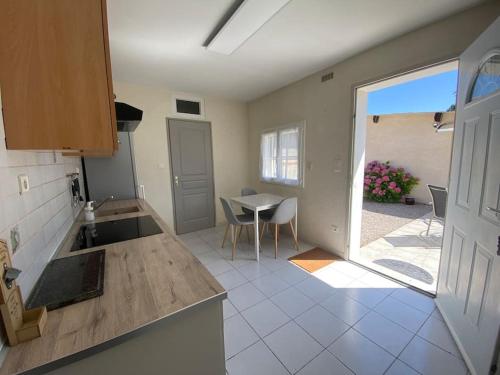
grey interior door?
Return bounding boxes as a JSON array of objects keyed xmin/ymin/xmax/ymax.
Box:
[{"xmin": 168, "ymin": 119, "xmax": 215, "ymax": 234}]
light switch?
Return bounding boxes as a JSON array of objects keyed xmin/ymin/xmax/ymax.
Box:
[{"xmin": 18, "ymin": 174, "xmax": 30, "ymax": 194}]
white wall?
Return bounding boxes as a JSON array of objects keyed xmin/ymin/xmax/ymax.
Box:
[
  {"xmin": 248, "ymin": 2, "xmax": 500, "ymax": 257},
  {"xmin": 112, "ymin": 81, "xmax": 249, "ymax": 229},
  {"xmin": 0, "ymin": 93, "xmax": 84, "ymax": 300},
  {"xmin": 365, "ymin": 112, "xmax": 454, "ymax": 203}
]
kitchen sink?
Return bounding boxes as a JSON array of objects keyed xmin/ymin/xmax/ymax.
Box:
[{"xmin": 95, "ymin": 206, "xmax": 140, "ymax": 217}]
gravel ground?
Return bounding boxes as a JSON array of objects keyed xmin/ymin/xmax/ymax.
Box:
[{"xmin": 361, "ymin": 201, "xmax": 432, "ymax": 246}]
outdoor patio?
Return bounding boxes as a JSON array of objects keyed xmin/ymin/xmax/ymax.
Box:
[{"xmin": 354, "ymin": 201, "xmax": 443, "ymax": 294}]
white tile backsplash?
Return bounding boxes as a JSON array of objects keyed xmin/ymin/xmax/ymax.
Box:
[{"xmin": 0, "ymin": 94, "xmax": 84, "ymax": 301}]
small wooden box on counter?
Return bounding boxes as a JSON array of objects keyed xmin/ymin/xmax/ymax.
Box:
[{"xmin": 0, "ymin": 240, "xmax": 47, "ymax": 346}]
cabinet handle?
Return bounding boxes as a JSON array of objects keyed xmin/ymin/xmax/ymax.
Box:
[{"xmin": 174, "ymin": 176, "xmax": 179, "ymax": 186}]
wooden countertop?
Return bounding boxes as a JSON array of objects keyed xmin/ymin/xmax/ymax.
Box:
[{"xmin": 0, "ymin": 199, "xmax": 226, "ymax": 375}]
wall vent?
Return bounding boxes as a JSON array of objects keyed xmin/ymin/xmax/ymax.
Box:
[
  {"xmin": 172, "ymin": 94, "xmax": 205, "ymax": 119},
  {"xmin": 321, "ymin": 72, "xmax": 334, "ymax": 82}
]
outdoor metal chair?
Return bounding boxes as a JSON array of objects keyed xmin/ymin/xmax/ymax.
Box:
[{"xmin": 427, "ymin": 184, "xmax": 448, "ymax": 236}]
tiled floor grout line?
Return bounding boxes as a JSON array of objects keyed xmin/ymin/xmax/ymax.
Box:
[
  {"xmin": 190, "ymin": 228, "xmax": 465, "ymax": 375},
  {"xmin": 289, "ymin": 305, "xmax": 357, "ymax": 374},
  {"xmin": 389, "ymin": 306, "xmax": 436, "ymax": 375},
  {"xmin": 231, "ymin": 311, "xmax": 293, "ymax": 375}
]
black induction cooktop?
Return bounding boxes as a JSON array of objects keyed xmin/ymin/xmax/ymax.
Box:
[
  {"xmin": 71, "ymin": 215, "xmax": 163, "ymax": 251},
  {"xmin": 26, "ymin": 250, "xmax": 105, "ymax": 311}
]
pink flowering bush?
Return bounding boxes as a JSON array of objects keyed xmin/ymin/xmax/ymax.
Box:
[{"xmin": 364, "ymin": 161, "xmax": 419, "ymax": 203}]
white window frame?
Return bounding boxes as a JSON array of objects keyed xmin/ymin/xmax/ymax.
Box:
[
  {"xmin": 171, "ymin": 92, "xmax": 205, "ymax": 119},
  {"xmin": 259, "ymin": 121, "xmax": 305, "ymax": 187}
]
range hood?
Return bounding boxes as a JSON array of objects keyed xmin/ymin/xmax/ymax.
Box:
[{"xmin": 115, "ymin": 102, "xmax": 143, "ymax": 132}]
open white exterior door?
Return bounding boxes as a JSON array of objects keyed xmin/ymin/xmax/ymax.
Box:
[{"xmin": 437, "ymin": 17, "xmax": 500, "ymax": 375}]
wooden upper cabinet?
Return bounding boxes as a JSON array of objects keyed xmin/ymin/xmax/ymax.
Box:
[{"xmin": 0, "ymin": 0, "xmax": 117, "ymax": 153}]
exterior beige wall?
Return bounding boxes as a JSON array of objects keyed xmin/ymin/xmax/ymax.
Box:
[
  {"xmin": 365, "ymin": 112, "xmax": 454, "ymax": 203},
  {"xmin": 113, "ymin": 81, "xmax": 249, "ymax": 229},
  {"xmin": 248, "ymin": 3, "xmax": 500, "ymax": 256}
]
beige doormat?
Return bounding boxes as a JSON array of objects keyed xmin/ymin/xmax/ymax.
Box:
[{"xmin": 288, "ymin": 247, "xmax": 341, "ymax": 273}]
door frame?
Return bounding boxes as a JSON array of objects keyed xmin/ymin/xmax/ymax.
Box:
[
  {"xmin": 166, "ymin": 117, "xmax": 216, "ymax": 235},
  {"xmin": 345, "ymin": 58, "xmax": 459, "ymax": 295}
]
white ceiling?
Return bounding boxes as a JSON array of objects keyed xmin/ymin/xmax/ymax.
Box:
[{"xmin": 108, "ymin": 0, "xmax": 484, "ymax": 102}]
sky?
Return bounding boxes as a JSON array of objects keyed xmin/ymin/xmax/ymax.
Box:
[{"xmin": 368, "ymin": 70, "xmax": 458, "ymax": 115}]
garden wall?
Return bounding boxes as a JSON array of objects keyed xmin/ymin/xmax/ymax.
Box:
[{"xmin": 365, "ymin": 111, "xmax": 454, "ymax": 203}]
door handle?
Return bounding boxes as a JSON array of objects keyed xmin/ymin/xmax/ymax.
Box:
[
  {"xmin": 486, "ymin": 206, "xmax": 500, "ymax": 215},
  {"xmin": 174, "ymin": 176, "xmax": 179, "ymax": 186}
]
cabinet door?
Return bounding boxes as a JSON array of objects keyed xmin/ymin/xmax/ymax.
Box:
[{"xmin": 0, "ymin": 0, "xmax": 117, "ymax": 152}]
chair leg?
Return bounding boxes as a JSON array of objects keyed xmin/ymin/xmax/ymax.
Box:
[
  {"xmin": 289, "ymin": 221, "xmax": 300, "ymax": 251},
  {"xmin": 221, "ymin": 224, "xmax": 229, "ymax": 248},
  {"xmin": 237, "ymin": 225, "xmax": 243, "ymax": 242},
  {"xmin": 260, "ymin": 222, "xmax": 266, "ymax": 242},
  {"xmin": 232, "ymin": 226, "xmax": 242, "ymax": 261},
  {"xmin": 246, "ymin": 225, "xmax": 251, "ymax": 244},
  {"xmin": 426, "ymin": 216, "xmax": 433, "ymax": 236},
  {"xmin": 274, "ymin": 224, "xmax": 278, "ymax": 259}
]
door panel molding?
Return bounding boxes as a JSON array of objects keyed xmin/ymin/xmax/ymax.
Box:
[
  {"xmin": 446, "ymin": 226, "xmax": 465, "ymax": 295},
  {"xmin": 464, "ymin": 242, "xmax": 492, "ymax": 327},
  {"xmin": 456, "ymin": 118, "xmax": 478, "ymax": 210},
  {"xmin": 479, "ymin": 110, "xmax": 500, "ymax": 225}
]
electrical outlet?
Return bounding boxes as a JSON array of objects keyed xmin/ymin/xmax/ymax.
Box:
[{"xmin": 18, "ymin": 174, "xmax": 30, "ymax": 194}]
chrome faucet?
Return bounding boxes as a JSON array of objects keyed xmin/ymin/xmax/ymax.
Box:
[{"xmin": 94, "ymin": 195, "xmax": 114, "ymax": 211}]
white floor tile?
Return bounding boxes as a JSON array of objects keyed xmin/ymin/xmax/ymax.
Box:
[
  {"xmin": 358, "ymin": 271, "xmax": 403, "ymax": 294},
  {"xmin": 295, "ymin": 305, "xmax": 349, "ymax": 347},
  {"xmin": 273, "ymin": 263, "xmax": 310, "ymax": 285},
  {"xmin": 385, "ymin": 360, "xmax": 420, "ymax": 375},
  {"xmin": 228, "ymin": 282, "xmax": 267, "ymax": 311},
  {"xmin": 226, "ymin": 340, "xmax": 289, "ymax": 375},
  {"xmin": 328, "ymin": 329, "xmax": 394, "ymax": 375},
  {"xmin": 417, "ymin": 316, "xmax": 460, "ymax": 357},
  {"xmin": 271, "ymin": 287, "xmax": 315, "ymax": 318},
  {"xmin": 327, "ymin": 260, "xmax": 368, "ymax": 279},
  {"xmin": 320, "ymin": 293, "xmax": 370, "ymax": 325},
  {"xmin": 223, "ymin": 299, "xmax": 238, "ymax": 320},
  {"xmin": 399, "ymin": 336, "xmax": 467, "ymax": 375},
  {"xmin": 296, "ymin": 350, "xmax": 353, "ymax": 375},
  {"xmin": 237, "ymin": 262, "xmax": 271, "ymax": 281},
  {"xmin": 187, "ymin": 241, "xmax": 215, "ymax": 256},
  {"xmin": 204, "ymin": 258, "xmax": 234, "ymax": 276},
  {"xmin": 264, "ymin": 321, "xmax": 323, "ymax": 374},
  {"xmin": 241, "ymin": 299, "xmax": 290, "ymax": 337},
  {"xmin": 217, "ymin": 269, "xmax": 247, "ymax": 290},
  {"xmin": 341, "ymin": 279, "xmax": 387, "ymax": 308},
  {"xmin": 251, "ymin": 274, "xmax": 289, "ymax": 297},
  {"xmin": 295, "ymin": 276, "xmax": 337, "ymax": 303},
  {"xmin": 353, "ymin": 311, "xmax": 413, "ymax": 356},
  {"xmin": 196, "ymin": 250, "xmax": 223, "ymax": 266},
  {"xmin": 373, "ymin": 296, "xmax": 428, "ymax": 333},
  {"xmin": 391, "ymin": 288, "xmax": 435, "ymax": 314},
  {"xmin": 314, "ymin": 267, "xmax": 355, "ymax": 288},
  {"xmin": 224, "ymin": 314, "xmax": 259, "ymax": 360},
  {"xmin": 278, "ymin": 247, "xmax": 302, "ymax": 260},
  {"xmin": 430, "ymin": 307, "xmax": 444, "ymax": 322},
  {"xmin": 258, "ymin": 256, "xmax": 291, "ymax": 272}
]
